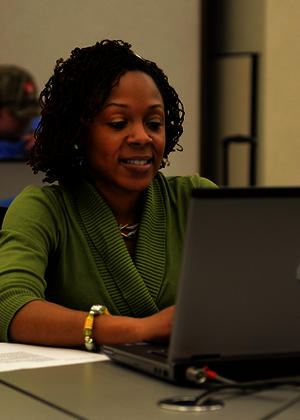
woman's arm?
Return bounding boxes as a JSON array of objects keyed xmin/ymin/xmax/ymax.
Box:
[{"xmin": 9, "ymin": 300, "xmax": 174, "ymax": 346}]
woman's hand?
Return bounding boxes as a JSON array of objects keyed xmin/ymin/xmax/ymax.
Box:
[
  {"xmin": 137, "ymin": 305, "xmax": 175, "ymax": 343},
  {"xmin": 93, "ymin": 305, "xmax": 175, "ymax": 345}
]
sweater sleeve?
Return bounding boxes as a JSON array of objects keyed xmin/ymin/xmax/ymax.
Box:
[{"xmin": 0, "ymin": 185, "xmax": 63, "ymax": 342}]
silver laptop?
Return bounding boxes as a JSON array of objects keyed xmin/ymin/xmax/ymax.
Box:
[{"xmin": 102, "ymin": 187, "xmax": 300, "ymax": 384}]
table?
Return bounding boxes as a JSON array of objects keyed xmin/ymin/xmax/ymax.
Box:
[
  {"xmin": 1, "ymin": 359, "xmax": 300, "ymax": 420},
  {"xmin": 0, "ymin": 381, "xmax": 75, "ymax": 419}
]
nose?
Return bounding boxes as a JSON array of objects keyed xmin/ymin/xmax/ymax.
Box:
[{"xmin": 127, "ymin": 122, "xmax": 152, "ymax": 146}]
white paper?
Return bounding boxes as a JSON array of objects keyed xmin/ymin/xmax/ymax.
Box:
[{"xmin": 0, "ymin": 343, "xmax": 109, "ymax": 372}]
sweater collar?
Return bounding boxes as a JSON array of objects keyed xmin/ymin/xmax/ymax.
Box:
[{"xmin": 70, "ymin": 173, "xmax": 166, "ymax": 317}]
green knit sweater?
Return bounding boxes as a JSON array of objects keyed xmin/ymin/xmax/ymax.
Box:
[{"xmin": 0, "ymin": 171, "xmax": 216, "ymax": 341}]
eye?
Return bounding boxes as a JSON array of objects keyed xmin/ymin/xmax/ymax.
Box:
[
  {"xmin": 108, "ymin": 121, "xmax": 127, "ymax": 129},
  {"xmin": 147, "ymin": 121, "xmax": 163, "ymax": 131}
]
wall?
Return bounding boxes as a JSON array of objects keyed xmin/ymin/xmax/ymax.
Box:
[
  {"xmin": 208, "ymin": 0, "xmax": 265, "ymax": 53},
  {"xmin": 263, "ymin": 0, "xmax": 300, "ymax": 186},
  {"xmin": 206, "ymin": 0, "xmax": 300, "ymax": 187},
  {"xmin": 0, "ymin": 0, "xmax": 201, "ymax": 199},
  {"xmin": 204, "ymin": 0, "xmax": 265, "ymax": 185}
]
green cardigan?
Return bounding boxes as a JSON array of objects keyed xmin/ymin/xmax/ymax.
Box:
[{"xmin": 0, "ymin": 171, "xmax": 216, "ymax": 341}]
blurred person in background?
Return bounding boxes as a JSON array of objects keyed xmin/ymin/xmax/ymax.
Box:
[{"xmin": 0, "ymin": 65, "xmax": 40, "ymax": 160}]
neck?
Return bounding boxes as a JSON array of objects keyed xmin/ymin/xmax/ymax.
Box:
[{"xmin": 98, "ymin": 188, "xmax": 143, "ymax": 225}]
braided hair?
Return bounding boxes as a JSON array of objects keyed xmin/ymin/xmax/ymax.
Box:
[{"xmin": 29, "ymin": 40, "xmax": 184, "ymax": 183}]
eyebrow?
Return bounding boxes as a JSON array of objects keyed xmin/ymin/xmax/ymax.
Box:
[{"xmin": 103, "ymin": 103, "xmax": 164, "ymax": 110}]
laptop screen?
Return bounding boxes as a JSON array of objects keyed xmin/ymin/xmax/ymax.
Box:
[{"xmin": 169, "ymin": 187, "xmax": 300, "ymax": 363}]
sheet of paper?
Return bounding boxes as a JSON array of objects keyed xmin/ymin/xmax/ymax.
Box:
[{"xmin": 0, "ymin": 343, "xmax": 109, "ymax": 372}]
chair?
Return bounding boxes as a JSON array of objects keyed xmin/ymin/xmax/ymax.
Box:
[
  {"xmin": 0, "ymin": 196, "xmax": 15, "ymax": 207},
  {"xmin": 0, "ymin": 206, "xmax": 8, "ymax": 228}
]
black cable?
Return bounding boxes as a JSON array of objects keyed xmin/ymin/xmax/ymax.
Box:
[{"xmin": 195, "ymin": 377, "xmax": 300, "ymax": 406}]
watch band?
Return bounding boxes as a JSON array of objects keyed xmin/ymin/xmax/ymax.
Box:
[{"xmin": 83, "ymin": 305, "xmax": 110, "ymax": 351}]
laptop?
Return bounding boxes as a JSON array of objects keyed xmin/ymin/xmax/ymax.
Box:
[{"xmin": 102, "ymin": 186, "xmax": 300, "ymax": 384}]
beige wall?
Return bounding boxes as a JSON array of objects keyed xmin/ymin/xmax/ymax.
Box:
[
  {"xmin": 208, "ymin": 0, "xmax": 300, "ymax": 186},
  {"xmin": 209, "ymin": 0, "xmax": 265, "ymax": 53},
  {"xmin": 0, "ymin": 0, "xmax": 201, "ymax": 199},
  {"xmin": 263, "ymin": 0, "xmax": 300, "ymax": 186}
]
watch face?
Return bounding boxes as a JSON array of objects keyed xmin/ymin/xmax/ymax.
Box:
[
  {"xmin": 91, "ymin": 305, "xmax": 102, "ymax": 314},
  {"xmin": 85, "ymin": 337, "xmax": 95, "ymax": 351},
  {"xmin": 90, "ymin": 305, "xmax": 108, "ymax": 315}
]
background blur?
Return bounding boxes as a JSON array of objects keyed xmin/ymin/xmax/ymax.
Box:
[
  {"xmin": 201, "ymin": 0, "xmax": 300, "ymax": 188},
  {"xmin": 1, "ymin": 0, "xmax": 300, "ymax": 200}
]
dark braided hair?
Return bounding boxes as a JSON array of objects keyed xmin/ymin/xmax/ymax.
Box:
[{"xmin": 29, "ymin": 40, "xmax": 184, "ymax": 183}]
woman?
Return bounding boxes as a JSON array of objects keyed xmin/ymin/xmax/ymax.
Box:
[{"xmin": 0, "ymin": 40, "xmax": 216, "ymax": 348}]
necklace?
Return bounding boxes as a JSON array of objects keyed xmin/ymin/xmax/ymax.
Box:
[{"xmin": 118, "ymin": 223, "xmax": 140, "ymax": 239}]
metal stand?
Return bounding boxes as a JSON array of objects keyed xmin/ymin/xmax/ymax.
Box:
[
  {"xmin": 222, "ymin": 135, "xmax": 257, "ymax": 186},
  {"xmin": 157, "ymin": 396, "xmax": 224, "ymax": 412}
]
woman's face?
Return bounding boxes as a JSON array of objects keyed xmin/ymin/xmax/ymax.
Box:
[{"xmin": 82, "ymin": 71, "xmax": 165, "ymax": 200}]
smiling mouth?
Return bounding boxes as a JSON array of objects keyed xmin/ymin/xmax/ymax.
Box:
[{"xmin": 121, "ymin": 159, "xmax": 152, "ymax": 165}]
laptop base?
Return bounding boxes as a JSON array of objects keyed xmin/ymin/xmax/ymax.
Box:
[{"xmin": 102, "ymin": 343, "xmax": 300, "ymax": 385}]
